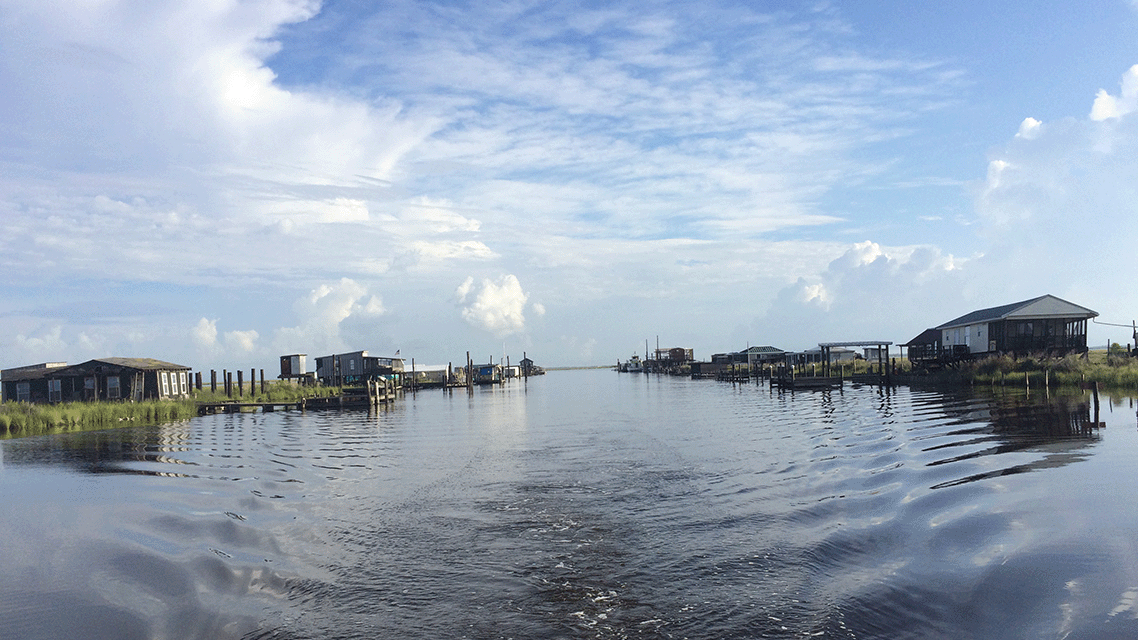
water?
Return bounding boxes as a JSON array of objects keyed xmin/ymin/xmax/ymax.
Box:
[{"xmin": 3, "ymin": 370, "xmax": 1138, "ymax": 639}]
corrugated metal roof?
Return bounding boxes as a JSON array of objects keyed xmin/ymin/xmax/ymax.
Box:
[
  {"xmin": 743, "ymin": 345, "xmax": 784, "ymax": 354},
  {"xmin": 935, "ymin": 295, "xmax": 1098, "ymax": 330}
]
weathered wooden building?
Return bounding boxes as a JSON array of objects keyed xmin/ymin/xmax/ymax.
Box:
[
  {"xmin": 314, "ymin": 350, "xmax": 404, "ymax": 386},
  {"xmin": 3, "ymin": 358, "xmax": 192, "ymax": 403},
  {"xmin": 1, "ymin": 362, "xmax": 68, "ymax": 403}
]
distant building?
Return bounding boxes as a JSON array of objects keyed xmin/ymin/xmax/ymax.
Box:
[
  {"xmin": 472, "ymin": 363, "xmax": 502, "ymax": 385},
  {"xmin": 315, "ymin": 350, "xmax": 404, "ymax": 386},
  {"xmin": 279, "ymin": 354, "xmax": 308, "ymax": 380},
  {"xmin": 654, "ymin": 347, "xmax": 695, "ymax": 364},
  {"xmin": 519, "ymin": 357, "xmax": 545, "ymax": 376},
  {"xmin": 3, "ymin": 358, "xmax": 191, "ymax": 404},
  {"xmin": 793, "ymin": 346, "xmax": 857, "ymax": 365},
  {"xmin": 741, "ymin": 346, "xmax": 785, "ymax": 366}
]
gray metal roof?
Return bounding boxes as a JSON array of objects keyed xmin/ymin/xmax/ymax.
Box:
[
  {"xmin": 935, "ymin": 295, "xmax": 1098, "ymax": 330},
  {"xmin": 817, "ymin": 341, "xmax": 892, "ymax": 348},
  {"xmin": 742, "ymin": 345, "xmax": 784, "ymax": 354}
]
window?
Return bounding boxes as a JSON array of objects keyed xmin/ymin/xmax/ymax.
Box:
[
  {"xmin": 48, "ymin": 379, "xmax": 62, "ymax": 403},
  {"xmin": 84, "ymin": 376, "xmax": 97, "ymax": 400},
  {"xmin": 16, "ymin": 382, "xmax": 30, "ymax": 402},
  {"xmin": 107, "ymin": 376, "xmax": 120, "ymax": 400},
  {"xmin": 160, "ymin": 372, "xmax": 169, "ymax": 397},
  {"xmin": 180, "ymin": 372, "xmax": 188, "ymax": 395}
]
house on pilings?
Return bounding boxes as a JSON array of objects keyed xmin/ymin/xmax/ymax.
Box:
[{"xmin": 907, "ymin": 294, "xmax": 1098, "ymax": 367}]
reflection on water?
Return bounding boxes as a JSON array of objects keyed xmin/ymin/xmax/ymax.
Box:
[
  {"xmin": 3, "ymin": 374, "xmax": 1138, "ymax": 639},
  {"xmin": 923, "ymin": 391, "xmax": 1102, "ymax": 488}
]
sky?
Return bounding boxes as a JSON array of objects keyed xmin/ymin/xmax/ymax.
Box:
[{"xmin": 2, "ymin": 0, "xmax": 1138, "ymax": 372}]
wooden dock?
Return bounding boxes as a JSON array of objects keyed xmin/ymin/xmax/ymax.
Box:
[
  {"xmin": 197, "ymin": 379, "xmax": 399, "ymax": 415},
  {"xmin": 771, "ymin": 375, "xmax": 843, "ymax": 390}
]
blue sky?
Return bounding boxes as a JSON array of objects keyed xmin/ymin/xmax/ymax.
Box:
[{"xmin": 2, "ymin": 0, "xmax": 1138, "ymax": 371}]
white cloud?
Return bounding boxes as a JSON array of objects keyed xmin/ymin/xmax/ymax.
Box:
[
  {"xmin": 1016, "ymin": 117, "xmax": 1042, "ymax": 140},
  {"xmin": 191, "ymin": 318, "xmax": 219, "ymax": 349},
  {"xmin": 273, "ymin": 278, "xmax": 387, "ymax": 354},
  {"xmin": 224, "ymin": 329, "xmax": 260, "ymax": 353},
  {"xmin": 759, "ymin": 242, "xmax": 968, "ymax": 349},
  {"xmin": 1090, "ymin": 64, "xmax": 1138, "ymax": 121},
  {"xmin": 14, "ymin": 326, "xmax": 68, "ymax": 360},
  {"xmin": 458, "ymin": 275, "xmax": 530, "ymax": 337},
  {"xmin": 967, "ymin": 63, "xmax": 1138, "ymax": 339}
]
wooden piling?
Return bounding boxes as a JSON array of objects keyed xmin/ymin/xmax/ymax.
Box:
[
  {"xmin": 237, "ymin": 370, "xmax": 244, "ymax": 397},
  {"xmin": 260, "ymin": 369, "xmax": 265, "ymax": 394}
]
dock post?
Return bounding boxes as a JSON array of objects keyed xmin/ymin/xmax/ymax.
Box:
[
  {"xmin": 211, "ymin": 370, "xmax": 217, "ymax": 393},
  {"xmin": 260, "ymin": 369, "xmax": 265, "ymax": 395},
  {"xmin": 237, "ymin": 370, "xmax": 244, "ymax": 397}
]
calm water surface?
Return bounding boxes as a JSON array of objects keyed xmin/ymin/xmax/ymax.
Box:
[{"xmin": 3, "ymin": 370, "xmax": 1138, "ymax": 639}]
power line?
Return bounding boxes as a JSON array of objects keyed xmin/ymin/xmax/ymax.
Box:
[{"xmin": 1092, "ymin": 318, "xmax": 1136, "ymax": 329}]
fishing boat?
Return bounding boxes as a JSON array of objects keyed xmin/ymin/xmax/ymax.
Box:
[{"xmin": 621, "ymin": 355, "xmax": 643, "ymax": 373}]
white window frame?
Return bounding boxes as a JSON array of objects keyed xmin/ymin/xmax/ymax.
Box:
[
  {"xmin": 160, "ymin": 372, "xmax": 169, "ymax": 397},
  {"xmin": 179, "ymin": 372, "xmax": 188, "ymax": 395}
]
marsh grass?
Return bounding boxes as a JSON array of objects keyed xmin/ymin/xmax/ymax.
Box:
[
  {"xmin": 0, "ymin": 399, "xmax": 199, "ymax": 438},
  {"xmin": 945, "ymin": 351, "xmax": 1138, "ymax": 391},
  {"xmin": 190, "ymin": 381, "xmax": 339, "ymax": 404}
]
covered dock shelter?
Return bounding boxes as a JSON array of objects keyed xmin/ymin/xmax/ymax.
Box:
[{"xmin": 817, "ymin": 340, "xmax": 894, "ymax": 383}]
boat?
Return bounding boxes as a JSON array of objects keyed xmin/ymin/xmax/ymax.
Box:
[{"xmin": 621, "ymin": 355, "xmax": 644, "ymax": 373}]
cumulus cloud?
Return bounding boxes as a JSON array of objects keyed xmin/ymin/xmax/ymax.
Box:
[
  {"xmin": 191, "ymin": 318, "xmax": 219, "ymax": 349},
  {"xmin": 457, "ymin": 275, "xmax": 530, "ymax": 337},
  {"xmin": 273, "ymin": 278, "xmax": 387, "ymax": 354},
  {"xmin": 1090, "ymin": 64, "xmax": 1138, "ymax": 121},
  {"xmin": 758, "ymin": 242, "xmax": 967, "ymax": 348},
  {"xmin": 1016, "ymin": 117, "xmax": 1042, "ymax": 140},
  {"xmin": 15, "ymin": 326, "xmax": 68, "ymax": 360},
  {"xmin": 972, "ymin": 64, "xmax": 1138, "ymax": 330},
  {"xmin": 224, "ymin": 329, "xmax": 260, "ymax": 353}
]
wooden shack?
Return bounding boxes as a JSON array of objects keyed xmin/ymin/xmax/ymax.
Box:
[
  {"xmin": 1, "ymin": 362, "xmax": 68, "ymax": 403},
  {"xmin": 23, "ymin": 358, "xmax": 192, "ymax": 403}
]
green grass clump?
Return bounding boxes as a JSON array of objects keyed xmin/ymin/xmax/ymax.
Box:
[{"xmin": 0, "ymin": 399, "xmax": 199, "ymax": 439}]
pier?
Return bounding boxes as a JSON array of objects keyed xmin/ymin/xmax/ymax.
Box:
[{"xmin": 197, "ymin": 379, "xmax": 399, "ymax": 415}]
